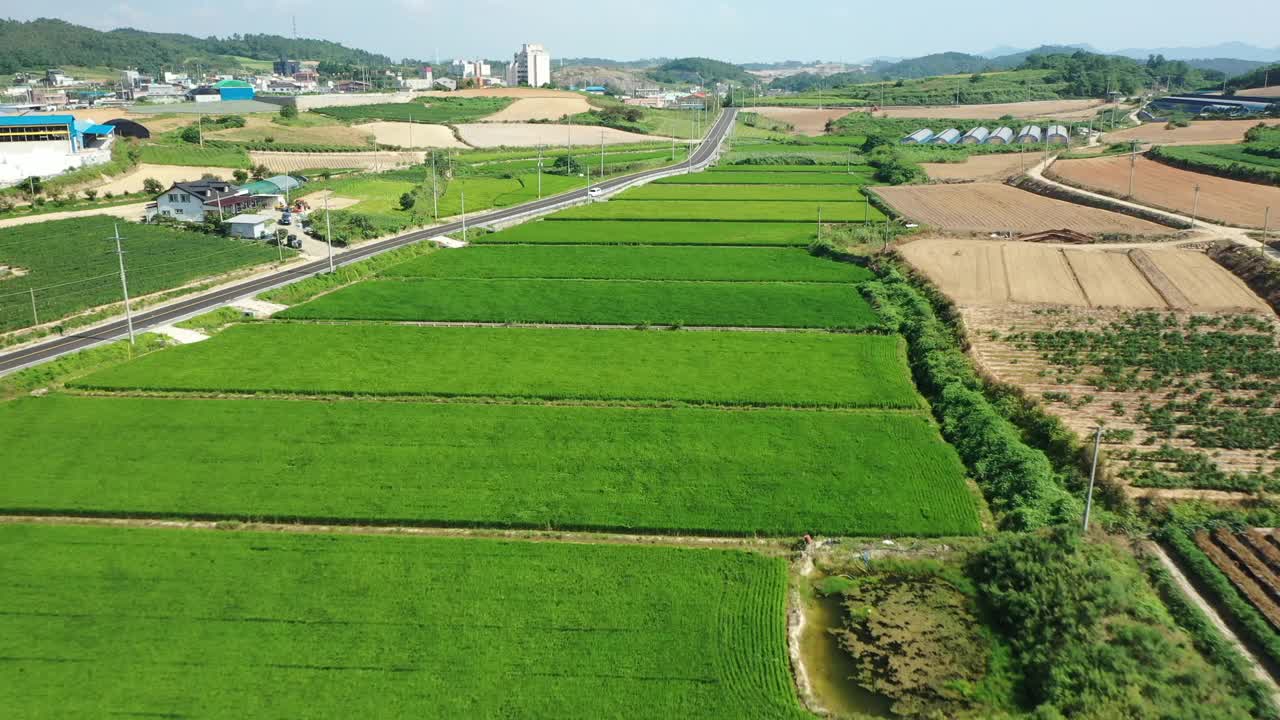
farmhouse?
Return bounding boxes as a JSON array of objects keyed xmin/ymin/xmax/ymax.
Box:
[
  {"xmin": 147, "ymin": 179, "xmax": 264, "ymax": 222},
  {"xmin": 0, "ymin": 114, "xmax": 115, "ymax": 185}
]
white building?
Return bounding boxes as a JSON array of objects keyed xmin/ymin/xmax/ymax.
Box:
[
  {"xmin": 451, "ymin": 59, "xmax": 491, "ymax": 80},
  {"xmin": 226, "ymin": 213, "xmax": 272, "ymax": 239},
  {"xmin": 506, "ymin": 43, "xmax": 551, "ymax": 88}
]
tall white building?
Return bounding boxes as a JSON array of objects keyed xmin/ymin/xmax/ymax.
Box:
[{"xmin": 506, "ymin": 43, "xmax": 551, "ymax": 88}]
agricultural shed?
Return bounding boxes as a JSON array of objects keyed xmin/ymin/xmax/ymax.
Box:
[
  {"xmin": 1016, "ymin": 125, "xmax": 1042, "ymax": 144},
  {"xmin": 225, "ymin": 213, "xmax": 271, "ymax": 239},
  {"xmin": 987, "ymin": 126, "xmax": 1014, "ymax": 145},
  {"xmin": 103, "ymin": 118, "xmax": 150, "ymax": 139},
  {"xmin": 902, "ymin": 128, "xmax": 934, "ymax": 144},
  {"xmin": 213, "ymin": 79, "xmax": 255, "ymax": 102},
  {"xmin": 240, "ymin": 175, "xmax": 305, "ymax": 196},
  {"xmin": 931, "ymin": 128, "xmax": 961, "ymax": 145},
  {"xmin": 1046, "ymin": 125, "xmax": 1069, "ymax": 145},
  {"xmin": 961, "ymin": 126, "xmax": 989, "ymax": 144}
]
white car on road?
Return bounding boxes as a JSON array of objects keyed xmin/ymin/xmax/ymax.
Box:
[{"xmin": 587, "ymin": 187, "xmax": 603, "ymax": 199}]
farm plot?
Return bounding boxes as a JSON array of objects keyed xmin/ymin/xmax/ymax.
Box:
[
  {"xmin": 73, "ymin": 324, "xmax": 922, "ymax": 408},
  {"xmin": 742, "ymin": 107, "xmax": 855, "ymax": 135},
  {"xmin": 659, "ymin": 171, "xmax": 870, "ymax": 185},
  {"xmin": 1194, "ymin": 529, "xmax": 1280, "ymax": 633},
  {"xmin": 710, "ymin": 164, "xmax": 874, "ymax": 173},
  {"xmin": 89, "ymin": 163, "xmax": 233, "ymax": 195},
  {"xmin": 872, "ymin": 182, "xmax": 1171, "ymax": 235},
  {"xmin": 901, "ymin": 239, "xmax": 1266, "ymax": 310},
  {"xmin": 622, "ymin": 184, "xmax": 868, "ymax": 202},
  {"xmin": 476, "ymin": 220, "xmax": 815, "ymax": 246},
  {"xmin": 480, "ymin": 96, "xmax": 592, "ymax": 122},
  {"xmin": 1049, "ymin": 155, "xmax": 1280, "ymax": 228},
  {"xmin": 356, "ymin": 121, "xmax": 469, "ymax": 149},
  {"xmin": 0, "ymin": 397, "xmax": 979, "ymax": 536},
  {"xmin": 550, "ymin": 200, "xmax": 884, "ymax": 223},
  {"xmin": 279, "ymin": 278, "xmax": 878, "ymax": 329},
  {"xmin": 870, "ymin": 99, "xmax": 1106, "ymax": 120},
  {"xmin": 0, "ymin": 217, "xmax": 287, "ymax": 332},
  {"xmin": 206, "ymin": 114, "xmax": 375, "ymax": 146},
  {"xmin": 384, "ymin": 245, "xmax": 872, "ymax": 282},
  {"xmin": 312, "ymin": 96, "xmax": 511, "ymax": 123},
  {"xmin": 959, "ymin": 305, "xmax": 1280, "ymax": 494},
  {"xmin": 455, "ymin": 123, "xmax": 661, "ymax": 148},
  {"xmin": 250, "ymin": 150, "xmax": 425, "ymax": 173},
  {"xmin": 1104, "ymin": 119, "xmax": 1280, "ymax": 146},
  {"xmin": 0, "ymin": 524, "xmax": 811, "ymax": 718},
  {"xmin": 922, "ymin": 154, "xmax": 1030, "ymax": 182}
]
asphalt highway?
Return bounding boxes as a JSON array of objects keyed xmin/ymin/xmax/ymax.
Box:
[{"xmin": 0, "ymin": 108, "xmax": 738, "ymax": 375}]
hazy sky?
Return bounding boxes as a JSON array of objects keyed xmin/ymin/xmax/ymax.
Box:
[{"xmin": 10, "ymin": 1, "xmax": 1280, "ymax": 63}]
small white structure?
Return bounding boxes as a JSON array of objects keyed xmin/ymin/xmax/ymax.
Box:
[
  {"xmin": 1016, "ymin": 125, "xmax": 1042, "ymax": 144},
  {"xmin": 1046, "ymin": 125, "xmax": 1070, "ymax": 145},
  {"xmin": 226, "ymin": 214, "xmax": 271, "ymax": 239},
  {"xmin": 506, "ymin": 43, "xmax": 552, "ymax": 88},
  {"xmin": 901, "ymin": 128, "xmax": 934, "ymax": 144},
  {"xmin": 961, "ymin": 126, "xmax": 990, "ymax": 144},
  {"xmin": 931, "ymin": 128, "xmax": 961, "ymax": 145},
  {"xmin": 987, "ymin": 126, "xmax": 1014, "ymax": 145},
  {"xmin": 433, "ymin": 77, "xmax": 457, "ymax": 91}
]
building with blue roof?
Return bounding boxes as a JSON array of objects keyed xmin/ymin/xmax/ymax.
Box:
[{"xmin": 0, "ymin": 113, "xmax": 116, "ymax": 186}]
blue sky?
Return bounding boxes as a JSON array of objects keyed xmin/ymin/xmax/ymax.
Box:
[{"xmin": 10, "ymin": 1, "xmax": 1280, "ymax": 63}]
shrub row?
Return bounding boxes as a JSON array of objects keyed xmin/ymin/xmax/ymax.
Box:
[
  {"xmin": 1149, "ymin": 145, "xmax": 1280, "ymax": 186},
  {"xmin": 1160, "ymin": 529, "xmax": 1280, "ymax": 672},
  {"xmin": 862, "ymin": 264, "xmax": 1080, "ymax": 530}
]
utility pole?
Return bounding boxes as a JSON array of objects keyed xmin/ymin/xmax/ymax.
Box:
[
  {"xmin": 460, "ymin": 190, "xmax": 467, "ymax": 241},
  {"xmin": 1191, "ymin": 184, "xmax": 1201, "ymax": 225},
  {"xmin": 198, "ymin": 113, "xmax": 204, "ymax": 148},
  {"xmin": 1265, "ymin": 207, "xmax": 1273, "ymax": 250},
  {"xmin": 431, "ymin": 151, "xmax": 438, "ymax": 220},
  {"xmin": 29, "ymin": 288, "xmax": 38, "ymax": 327},
  {"xmin": 600, "ymin": 128, "xmax": 605, "ymax": 177},
  {"xmin": 324, "ymin": 195, "xmax": 334, "ymax": 273},
  {"xmin": 537, "ymin": 144, "xmax": 543, "ymax": 199},
  {"xmin": 688, "ymin": 117, "xmax": 694, "ymax": 174},
  {"xmin": 585, "ymin": 165, "xmax": 591, "ymax": 200},
  {"xmin": 816, "ymin": 206, "xmax": 822, "ymax": 242},
  {"xmin": 111, "ymin": 224, "xmax": 135, "ymax": 345},
  {"xmin": 1128, "ymin": 141, "xmax": 1139, "ymax": 198},
  {"xmin": 1082, "ymin": 426, "xmax": 1103, "ymax": 533},
  {"xmin": 409, "ymin": 112, "xmax": 413, "ymax": 148}
]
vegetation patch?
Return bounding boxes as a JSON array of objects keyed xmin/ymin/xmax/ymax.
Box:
[
  {"xmin": 475, "ymin": 220, "xmax": 815, "ymax": 246},
  {"xmin": 72, "ymin": 323, "xmax": 924, "ymax": 408},
  {"xmin": 657, "ymin": 171, "xmax": 870, "ymax": 185},
  {"xmin": 0, "ymin": 524, "xmax": 809, "ymax": 717},
  {"xmin": 312, "ymin": 96, "xmax": 512, "ymax": 123},
  {"xmin": 549, "ymin": 200, "xmax": 885, "ymax": 223},
  {"xmin": 621, "ymin": 184, "xmax": 870, "ymax": 202}
]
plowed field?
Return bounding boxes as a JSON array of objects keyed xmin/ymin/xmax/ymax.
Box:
[
  {"xmin": 1049, "ymin": 155, "xmax": 1280, "ymax": 228},
  {"xmin": 481, "ymin": 97, "xmax": 592, "ymax": 122},
  {"xmin": 922, "ymin": 154, "xmax": 1030, "ymax": 182},
  {"xmin": 868, "ymin": 99, "xmax": 1105, "ymax": 120},
  {"xmin": 872, "ymin": 182, "xmax": 1169, "ymax": 235},
  {"xmin": 357, "ymin": 121, "xmax": 468, "ymax": 148},
  {"xmin": 1198, "ymin": 528, "xmax": 1280, "ymax": 631},
  {"xmin": 1104, "ymin": 119, "xmax": 1280, "ymax": 146},
  {"xmin": 249, "ymin": 150, "xmax": 425, "ymax": 173},
  {"xmin": 743, "ymin": 107, "xmax": 854, "ymax": 135}
]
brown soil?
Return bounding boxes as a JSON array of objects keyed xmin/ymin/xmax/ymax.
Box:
[
  {"xmin": 742, "ymin": 107, "xmax": 854, "ymax": 136},
  {"xmin": 1104, "ymin": 119, "xmax": 1280, "ymax": 146},
  {"xmin": 207, "ymin": 115, "xmax": 374, "ymax": 146},
  {"xmin": 1049, "ymin": 155, "xmax": 1280, "ymax": 228},
  {"xmin": 1199, "ymin": 530, "xmax": 1280, "ymax": 631},
  {"xmin": 873, "ymin": 182, "xmax": 1170, "ymax": 235},
  {"xmin": 482, "ymin": 97, "xmax": 593, "ymax": 122},
  {"xmin": 249, "ymin": 150, "xmax": 425, "ymax": 173},
  {"xmin": 454, "ymin": 123, "xmax": 661, "ymax": 148},
  {"xmin": 922, "ymin": 154, "xmax": 1029, "ymax": 182},
  {"xmin": 867, "ymin": 99, "xmax": 1105, "ymax": 120},
  {"xmin": 357, "ymin": 122, "xmax": 469, "ymax": 149}
]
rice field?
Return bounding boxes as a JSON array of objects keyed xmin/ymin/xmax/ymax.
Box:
[
  {"xmin": 550, "ymin": 200, "xmax": 885, "ymax": 223},
  {"xmin": 621, "ymin": 184, "xmax": 869, "ymax": 202},
  {"xmin": 72, "ymin": 323, "xmax": 922, "ymax": 408},
  {"xmin": 475, "ymin": 220, "xmax": 815, "ymax": 246},
  {"xmin": 0, "ymin": 524, "xmax": 811, "ymax": 718},
  {"xmin": 657, "ymin": 171, "xmax": 871, "ymax": 185},
  {"xmin": 0, "ymin": 397, "xmax": 979, "ymax": 536},
  {"xmin": 279, "ymin": 278, "xmax": 879, "ymax": 328},
  {"xmin": 384, "ymin": 245, "xmax": 872, "ymax": 282}
]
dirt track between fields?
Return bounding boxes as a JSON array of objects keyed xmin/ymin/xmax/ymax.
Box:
[
  {"xmin": 873, "ymin": 182, "xmax": 1170, "ymax": 235},
  {"xmin": 1049, "ymin": 154, "xmax": 1280, "ymax": 228}
]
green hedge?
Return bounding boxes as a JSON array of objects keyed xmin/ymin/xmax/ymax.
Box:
[
  {"xmin": 862, "ymin": 265, "xmax": 1079, "ymax": 529},
  {"xmin": 1149, "ymin": 145, "xmax": 1280, "ymax": 186}
]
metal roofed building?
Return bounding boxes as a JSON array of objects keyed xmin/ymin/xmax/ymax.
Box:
[
  {"xmin": 225, "ymin": 213, "xmax": 272, "ymax": 239},
  {"xmin": 986, "ymin": 126, "xmax": 1014, "ymax": 145},
  {"xmin": 931, "ymin": 128, "xmax": 961, "ymax": 145},
  {"xmin": 240, "ymin": 175, "xmax": 305, "ymax": 197},
  {"xmin": 0, "ymin": 114, "xmax": 114, "ymax": 185},
  {"xmin": 901, "ymin": 128, "xmax": 934, "ymax": 144},
  {"xmin": 1016, "ymin": 125, "xmax": 1042, "ymax": 144},
  {"xmin": 961, "ymin": 126, "xmax": 990, "ymax": 144},
  {"xmin": 213, "ymin": 79, "xmax": 255, "ymax": 101},
  {"xmin": 1046, "ymin": 125, "xmax": 1070, "ymax": 145}
]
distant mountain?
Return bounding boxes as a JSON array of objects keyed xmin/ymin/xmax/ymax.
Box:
[
  {"xmin": 980, "ymin": 43, "xmax": 1093, "ymax": 60},
  {"xmin": 1110, "ymin": 42, "xmax": 1280, "ymax": 62},
  {"xmin": 0, "ymin": 17, "xmax": 391, "ymax": 75},
  {"xmin": 649, "ymin": 57, "xmax": 754, "ymax": 85},
  {"xmin": 987, "ymin": 45, "xmax": 1097, "ymax": 68},
  {"xmin": 1185, "ymin": 58, "xmax": 1267, "ymax": 77},
  {"xmin": 559, "ymin": 57, "xmax": 668, "ymax": 70},
  {"xmin": 869, "ymin": 52, "xmax": 992, "ymax": 78}
]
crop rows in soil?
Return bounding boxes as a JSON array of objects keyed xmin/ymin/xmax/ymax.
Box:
[{"xmin": 1199, "ymin": 529, "xmax": 1280, "ymax": 631}]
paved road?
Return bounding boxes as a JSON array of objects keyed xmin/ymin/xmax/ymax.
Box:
[{"xmin": 0, "ymin": 109, "xmax": 738, "ymax": 375}]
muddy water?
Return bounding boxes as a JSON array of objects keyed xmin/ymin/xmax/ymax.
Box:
[{"xmin": 801, "ymin": 589, "xmax": 895, "ymax": 718}]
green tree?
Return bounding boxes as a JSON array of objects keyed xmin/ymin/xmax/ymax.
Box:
[
  {"xmin": 551, "ymin": 155, "xmax": 582, "ymax": 175},
  {"xmin": 232, "ymin": 169, "xmax": 249, "ymax": 184},
  {"xmin": 278, "ymin": 104, "xmax": 298, "ymax": 119},
  {"xmin": 142, "ymin": 177, "xmax": 162, "ymax": 195},
  {"xmin": 399, "ymin": 192, "xmax": 416, "ymax": 210},
  {"xmin": 252, "ymin": 164, "xmax": 270, "ymax": 180}
]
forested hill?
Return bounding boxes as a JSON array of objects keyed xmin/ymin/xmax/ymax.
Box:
[
  {"xmin": 649, "ymin": 57, "xmax": 755, "ymax": 85},
  {"xmin": 0, "ymin": 18, "xmax": 391, "ymax": 74}
]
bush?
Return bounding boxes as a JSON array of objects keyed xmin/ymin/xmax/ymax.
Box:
[
  {"xmin": 142, "ymin": 178, "xmax": 162, "ymax": 195},
  {"xmin": 399, "ymin": 192, "xmax": 416, "ymax": 210},
  {"xmin": 233, "ymin": 169, "xmax": 249, "ymax": 184},
  {"xmin": 279, "ymin": 104, "xmax": 298, "ymax": 119}
]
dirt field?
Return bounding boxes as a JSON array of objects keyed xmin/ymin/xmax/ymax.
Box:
[
  {"xmin": 1239, "ymin": 86, "xmax": 1280, "ymax": 98},
  {"xmin": 90, "ymin": 164, "xmax": 231, "ymax": 195},
  {"xmin": 249, "ymin": 150, "xmax": 426, "ymax": 173},
  {"xmin": 742, "ymin": 107, "xmax": 854, "ymax": 136},
  {"xmin": 1104, "ymin": 119, "xmax": 1280, "ymax": 146},
  {"xmin": 481, "ymin": 97, "xmax": 592, "ymax": 122},
  {"xmin": 419, "ymin": 88, "xmax": 585, "ymax": 99},
  {"xmin": 1049, "ymin": 155, "xmax": 1280, "ymax": 228},
  {"xmin": 873, "ymin": 182, "xmax": 1171, "ymax": 235},
  {"xmin": 206, "ymin": 115, "xmax": 374, "ymax": 146},
  {"xmin": 922, "ymin": 154, "xmax": 1031, "ymax": 182},
  {"xmin": 65, "ymin": 109, "xmax": 189, "ymax": 134},
  {"xmin": 454, "ymin": 123, "xmax": 660, "ymax": 148},
  {"xmin": 357, "ymin": 122, "xmax": 469, "ymax": 149},
  {"xmin": 867, "ymin": 99, "xmax": 1106, "ymax": 120},
  {"xmin": 902, "ymin": 238, "xmax": 1266, "ymax": 310}
]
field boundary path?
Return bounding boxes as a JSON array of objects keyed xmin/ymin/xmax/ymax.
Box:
[
  {"xmin": 0, "ymin": 109, "xmax": 738, "ymax": 376},
  {"xmin": 1027, "ymin": 155, "xmax": 1280, "ymax": 262},
  {"xmin": 1145, "ymin": 540, "xmax": 1280, "ymax": 710}
]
